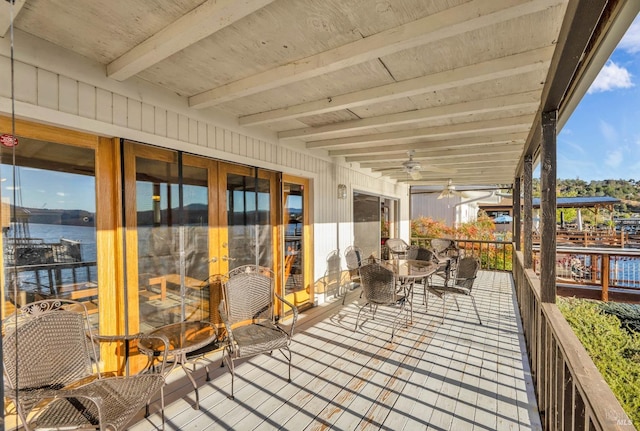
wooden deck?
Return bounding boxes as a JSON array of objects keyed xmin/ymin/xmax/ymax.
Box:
[{"xmin": 130, "ymin": 270, "xmax": 541, "ymax": 431}]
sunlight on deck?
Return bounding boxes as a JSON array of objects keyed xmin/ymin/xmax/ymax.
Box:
[{"xmin": 130, "ymin": 271, "xmax": 541, "ymax": 431}]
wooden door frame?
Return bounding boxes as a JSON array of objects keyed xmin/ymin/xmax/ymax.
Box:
[{"xmin": 282, "ymin": 174, "xmax": 313, "ymax": 311}]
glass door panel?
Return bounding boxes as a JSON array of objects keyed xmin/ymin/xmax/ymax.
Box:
[
  {"xmin": 125, "ymin": 144, "xmax": 279, "ymax": 331},
  {"xmin": 283, "ymin": 179, "xmax": 311, "ymax": 308},
  {"xmin": 127, "ymin": 144, "xmax": 215, "ymax": 332},
  {"xmin": 354, "ymin": 192, "xmax": 381, "ymax": 259},
  {"xmin": 135, "ymin": 155, "xmax": 182, "ymax": 329},
  {"xmin": 221, "ymin": 165, "xmax": 273, "ymax": 273}
]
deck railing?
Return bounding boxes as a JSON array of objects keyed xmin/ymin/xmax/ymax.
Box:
[
  {"xmin": 533, "ymin": 246, "xmax": 640, "ymax": 302},
  {"xmin": 410, "ymin": 237, "xmax": 513, "ymax": 271},
  {"xmin": 513, "ymin": 251, "xmax": 634, "ymax": 430}
]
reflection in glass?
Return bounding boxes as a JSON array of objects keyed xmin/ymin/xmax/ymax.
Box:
[
  {"xmin": 284, "ymin": 183, "xmax": 303, "ymax": 294},
  {"xmin": 226, "ymin": 172, "xmax": 272, "ymax": 270},
  {"xmin": 1, "ymin": 138, "xmax": 97, "ymax": 326},
  {"xmin": 136, "ymin": 156, "xmax": 209, "ymax": 330},
  {"xmin": 353, "ymin": 192, "xmax": 381, "ymax": 259}
]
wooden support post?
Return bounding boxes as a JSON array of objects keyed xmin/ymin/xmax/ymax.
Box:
[
  {"xmin": 514, "ymin": 176, "xmax": 522, "ymax": 251},
  {"xmin": 540, "ymin": 110, "xmax": 557, "ymax": 304},
  {"xmin": 601, "ymin": 254, "xmax": 610, "ymax": 302},
  {"xmin": 524, "ymin": 155, "xmax": 533, "ymax": 268}
]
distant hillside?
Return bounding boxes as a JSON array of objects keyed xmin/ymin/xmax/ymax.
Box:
[{"xmin": 533, "ymin": 178, "xmax": 640, "ymax": 214}]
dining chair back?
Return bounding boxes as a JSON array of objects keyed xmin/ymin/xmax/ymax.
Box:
[{"xmin": 219, "ymin": 265, "xmax": 298, "ymax": 399}]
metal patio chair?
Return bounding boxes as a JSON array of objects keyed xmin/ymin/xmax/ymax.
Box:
[
  {"xmin": 406, "ymin": 245, "xmax": 438, "ymax": 299},
  {"xmin": 219, "ymin": 265, "xmax": 298, "ymax": 400},
  {"xmin": 354, "ymin": 260, "xmax": 410, "ymax": 342},
  {"xmin": 2, "ymin": 299, "xmax": 168, "ymax": 431},
  {"xmin": 430, "ymin": 238, "xmax": 461, "ymax": 286},
  {"xmin": 426, "ymin": 256, "xmax": 482, "ymax": 324}
]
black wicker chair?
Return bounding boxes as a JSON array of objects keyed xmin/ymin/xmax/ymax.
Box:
[
  {"xmin": 426, "ymin": 256, "xmax": 482, "ymax": 324},
  {"xmin": 354, "ymin": 261, "xmax": 410, "ymax": 342}
]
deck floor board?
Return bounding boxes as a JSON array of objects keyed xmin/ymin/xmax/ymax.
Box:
[{"xmin": 127, "ymin": 270, "xmax": 542, "ymax": 431}]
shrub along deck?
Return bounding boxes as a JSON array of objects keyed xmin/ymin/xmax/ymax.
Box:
[{"xmin": 130, "ymin": 271, "xmax": 541, "ymax": 430}]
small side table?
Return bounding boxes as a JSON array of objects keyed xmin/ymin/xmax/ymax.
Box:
[{"xmin": 139, "ymin": 320, "xmax": 217, "ymax": 410}]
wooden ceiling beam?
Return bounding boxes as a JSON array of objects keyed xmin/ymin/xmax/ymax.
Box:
[
  {"xmin": 389, "ymin": 173, "xmax": 514, "ymax": 183},
  {"xmin": 189, "ymin": 0, "xmax": 563, "ymax": 109},
  {"xmin": 374, "ymin": 161, "xmax": 517, "ymax": 174},
  {"xmin": 346, "ymin": 144, "xmax": 523, "ymax": 163},
  {"xmin": 0, "ymin": 0, "xmax": 25, "ymax": 37},
  {"xmin": 107, "ymin": 0, "xmax": 275, "ymax": 81},
  {"xmin": 238, "ymin": 45, "xmax": 554, "ymax": 125},
  {"xmin": 308, "ymin": 114, "xmax": 532, "ymax": 150},
  {"xmin": 357, "ymin": 148, "xmax": 522, "ymax": 168},
  {"xmin": 279, "ymin": 90, "xmax": 540, "ymax": 141},
  {"xmin": 329, "ymin": 133, "xmax": 526, "ymax": 157}
]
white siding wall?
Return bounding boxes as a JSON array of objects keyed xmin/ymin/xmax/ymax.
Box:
[{"xmin": 0, "ymin": 36, "xmax": 409, "ymax": 295}]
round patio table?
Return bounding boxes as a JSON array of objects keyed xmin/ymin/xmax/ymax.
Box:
[
  {"xmin": 139, "ymin": 320, "xmax": 217, "ymax": 410},
  {"xmin": 383, "ymin": 259, "xmax": 437, "ymax": 324}
]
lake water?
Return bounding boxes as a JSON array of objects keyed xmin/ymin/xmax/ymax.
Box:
[{"xmin": 5, "ymin": 223, "xmax": 98, "ymax": 294}]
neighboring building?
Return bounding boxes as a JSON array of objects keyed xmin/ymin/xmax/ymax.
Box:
[{"xmin": 411, "ymin": 188, "xmax": 501, "ymax": 227}]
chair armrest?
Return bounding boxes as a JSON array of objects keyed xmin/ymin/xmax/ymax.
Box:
[
  {"xmin": 275, "ymin": 293, "xmax": 298, "ymax": 337},
  {"xmin": 94, "ymin": 332, "xmax": 170, "ymax": 375}
]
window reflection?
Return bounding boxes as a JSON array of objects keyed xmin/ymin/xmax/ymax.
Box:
[
  {"xmin": 226, "ymin": 173, "xmax": 272, "ymax": 269},
  {"xmin": 135, "ymin": 156, "xmax": 209, "ymax": 330},
  {"xmin": 1, "ymin": 138, "xmax": 97, "ymax": 325}
]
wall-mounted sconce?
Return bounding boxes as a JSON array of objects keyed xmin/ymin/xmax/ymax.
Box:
[{"xmin": 337, "ymin": 184, "xmax": 347, "ymax": 199}]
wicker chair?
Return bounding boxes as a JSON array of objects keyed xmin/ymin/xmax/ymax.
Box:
[
  {"xmin": 406, "ymin": 245, "xmax": 438, "ymax": 299},
  {"xmin": 354, "ymin": 261, "xmax": 410, "ymax": 342},
  {"xmin": 426, "ymin": 256, "xmax": 482, "ymax": 324},
  {"xmin": 219, "ymin": 265, "xmax": 298, "ymax": 400},
  {"xmin": 430, "ymin": 238, "xmax": 461, "ymax": 286},
  {"xmin": 2, "ymin": 299, "xmax": 168, "ymax": 431},
  {"xmin": 385, "ymin": 238, "xmax": 410, "ymax": 259}
]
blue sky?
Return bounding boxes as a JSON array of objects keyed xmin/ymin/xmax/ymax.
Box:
[{"xmin": 557, "ymin": 13, "xmax": 640, "ymax": 181}]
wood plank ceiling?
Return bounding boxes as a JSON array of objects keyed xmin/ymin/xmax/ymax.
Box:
[{"xmin": 3, "ymin": 0, "xmax": 574, "ymax": 187}]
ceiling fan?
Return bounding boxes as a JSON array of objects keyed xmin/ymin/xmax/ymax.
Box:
[
  {"xmin": 438, "ymin": 179, "xmax": 460, "ymax": 199},
  {"xmin": 402, "ymin": 150, "xmax": 423, "ymax": 180}
]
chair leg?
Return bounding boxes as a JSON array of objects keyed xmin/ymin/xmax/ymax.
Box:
[
  {"xmin": 453, "ymin": 296, "xmax": 460, "ymax": 311},
  {"xmin": 354, "ymin": 305, "xmax": 365, "ymax": 332},
  {"xmin": 470, "ymin": 295, "xmax": 482, "ymax": 325},
  {"xmin": 282, "ymin": 347, "xmax": 292, "ymax": 383},
  {"xmin": 228, "ymin": 357, "xmax": 235, "ymax": 400},
  {"xmin": 160, "ymin": 386, "xmax": 165, "ymax": 431}
]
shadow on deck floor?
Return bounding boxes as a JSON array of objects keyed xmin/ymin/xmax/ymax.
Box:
[{"xmin": 129, "ymin": 270, "xmax": 541, "ymax": 431}]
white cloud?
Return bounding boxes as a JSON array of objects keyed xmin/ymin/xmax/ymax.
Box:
[
  {"xmin": 566, "ymin": 140, "xmax": 586, "ymax": 154},
  {"xmin": 605, "ymin": 149, "xmax": 623, "ymax": 168},
  {"xmin": 618, "ymin": 15, "xmax": 640, "ymax": 54},
  {"xmin": 599, "ymin": 120, "xmax": 618, "ymax": 144},
  {"xmin": 588, "ymin": 61, "xmax": 633, "ymax": 94}
]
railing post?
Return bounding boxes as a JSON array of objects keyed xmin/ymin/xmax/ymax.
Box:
[
  {"xmin": 524, "ymin": 155, "xmax": 533, "ymax": 269},
  {"xmin": 540, "ymin": 110, "xmax": 557, "ymax": 303},
  {"xmin": 514, "ymin": 176, "xmax": 521, "ymax": 251},
  {"xmin": 601, "ymin": 253, "xmax": 610, "ymax": 302}
]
